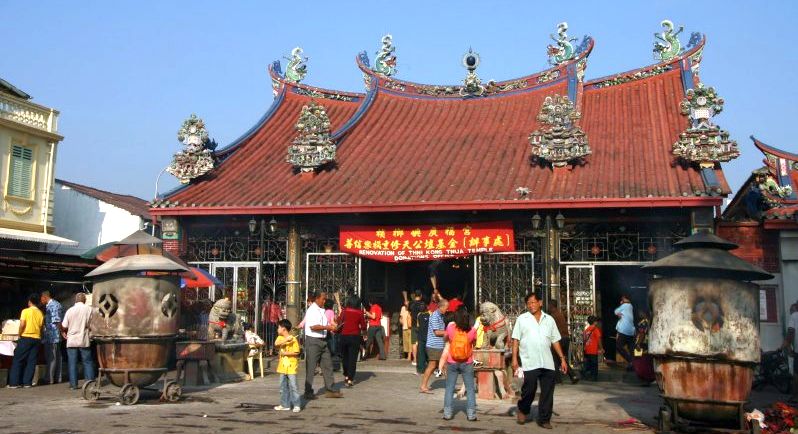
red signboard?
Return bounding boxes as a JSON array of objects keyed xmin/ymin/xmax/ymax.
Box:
[{"xmin": 339, "ymin": 221, "xmax": 515, "ymax": 262}]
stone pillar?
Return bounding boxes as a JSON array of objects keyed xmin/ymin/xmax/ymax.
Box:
[{"xmin": 285, "ymin": 219, "xmax": 302, "ymax": 325}]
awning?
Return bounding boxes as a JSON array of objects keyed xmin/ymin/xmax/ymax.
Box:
[{"xmin": 0, "ymin": 228, "xmax": 79, "ymax": 247}]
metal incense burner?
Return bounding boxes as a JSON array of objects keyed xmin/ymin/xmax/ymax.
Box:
[
  {"xmin": 82, "ymin": 251, "xmax": 188, "ymax": 405},
  {"xmin": 643, "ymin": 232, "xmax": 772, "ymax": 432}
]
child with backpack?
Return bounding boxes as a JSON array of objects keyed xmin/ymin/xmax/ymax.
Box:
[
  {"xmin": 442, "ymin": 305, "xmax": 477, "ymax": 421},
  {"xmin": 582, "ymin": 315, "xmax": 603, "ymax": 381}
]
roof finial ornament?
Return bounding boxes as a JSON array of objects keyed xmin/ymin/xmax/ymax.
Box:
[
  {"xmin": 672, "ymin": 84, "xmax": 739, "ymax": 168},
  {"xmin": 529, "ymin": 94, "xmax": 590, "ymax": 168},
  {"xmin": 460, "ymin": 48, "xmax": 484, "ymax": 97},
  {"xmin": 374, "ymin": 34, "xmax": 397, "ymax": 77},
  {"xmin": 286, "ymin": 102, "xmax": 336, "ymax": 172},
  {"xmin": 653, "ymin": 20, "xmax": 684, "ymax": 62},
  {"xmin": 167, "ymin": 114, "xmax": 216, "ymax": 184},
  {"xmin": 547, "ymin": 22, "xmax": 577, "ymax": 65},
  {"xmin": 284, "ymin": 47, "xmax": 308, "ymax": 83}
]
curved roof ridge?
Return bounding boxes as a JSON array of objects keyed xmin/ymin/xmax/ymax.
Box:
[
  {"xmin": 585, "ymin": 34, "xmax": 705, "ymax": 88},
  {"xmin": 332, "ymin": 76, "xmax": 379, "ymax": 140},
  {"xmin": 751, "ymin": 135, "xmax": 798, "ymax": 162},
  {"xmin": 268, "ymin": 60, "xmax": 364, "ymax": 99},
  {"xmin": 214, "ymin": 82, "xmax": 288, "ymax": 159},
  {"xmin": 358, "ymin": 37, "xmax": 594, "ymax": 99}
]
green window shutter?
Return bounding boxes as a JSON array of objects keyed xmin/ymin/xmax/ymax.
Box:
[{"xmin": 9, "ymin": 145, "xmax": 33, "ymax": 198}]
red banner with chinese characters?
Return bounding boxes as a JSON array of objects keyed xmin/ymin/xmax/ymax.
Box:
[{"xmin": 339, "ymin": 221, "xmax": 515, "ymax": 262}]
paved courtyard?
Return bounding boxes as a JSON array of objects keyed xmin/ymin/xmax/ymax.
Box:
[{"xmin": 0, "ymin": 360, "xmax": 783, "ymax": 433}]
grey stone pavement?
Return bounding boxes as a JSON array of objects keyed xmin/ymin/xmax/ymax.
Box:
[{"xmin": 0, "ymin": 359, "xmax": 784, "ymax": 434}]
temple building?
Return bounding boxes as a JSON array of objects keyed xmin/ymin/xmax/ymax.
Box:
[
  {"xmin": 720, "ymin": 137, "xmax": 798, "ymax": 350},
  {"xmin": 151, "ymin": 22, "xmax": 739, "ymax": 362}
]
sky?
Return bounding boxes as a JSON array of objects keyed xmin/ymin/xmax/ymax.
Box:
[{"xmin": 1, "ymin": 1, "xmax": 796, "ymax": 201}]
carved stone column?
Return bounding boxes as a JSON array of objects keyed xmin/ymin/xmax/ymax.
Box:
[{"xmin": 285, "ymin": 219, "xmax": 302, "ymax": 325}]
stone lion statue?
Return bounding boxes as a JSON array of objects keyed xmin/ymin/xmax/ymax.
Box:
[
  {"xmin": 207, "ymin": 298, "xmax": 241, "ymax": 341},
  {"xmin": 479, "ymin": 302, "xmax": 512, "ymax": 350}
]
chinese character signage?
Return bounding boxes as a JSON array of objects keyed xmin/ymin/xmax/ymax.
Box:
[{"xmin": 339, "ymin": 221, "xmax": 515, "ymax": 262}]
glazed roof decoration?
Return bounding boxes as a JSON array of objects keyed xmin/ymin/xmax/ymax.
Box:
[
  {"xmin": 460, "ymin": 48, "xmax": 485, "ymax": 97},
  {"xmin": 548, "ymin": 22, "xmax": 577, "ymax": 66},
  {"xmin": 286, "ymin": 101, "xmax": 336, "ymax": 172},
  {"xmin": 653, "ymin": 20, "xmax": 684, "ymax": 62},
  {"xmin": 374, "ymin": 35, "xmax": 397, "ymax": 77},
  {"xmin": 672, "ymin": 84, "xmax": 739, "ymax": 168},
  {"xmin": 742, "ymin": 137, "xmax": 798, "ymax": 222},
  {"xmin": 284, "ymin": 47, "xmax": 308, "ymax": 84},
  {"xmin": 153, "ymin": 22, "xmax": 735, "ymax": 215},
  {"xmin": 529, "ymin": 94, "xmax": 590, "ymax": 168},
  {"xmin": 166, "ymin": 114, "xmax": 216, "ymax": 184}
]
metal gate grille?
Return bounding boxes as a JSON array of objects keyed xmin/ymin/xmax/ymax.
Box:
[
  {"xmin": 477, "ymin": 252, "xmax": 534, "ymax": 321},
  {"xmin": 305, "ymin": 253, "xmax": 360, "ymax": 310},
  {"xmin": 566, "ymin": 265, "xmax": 595, "ymax": 369}
]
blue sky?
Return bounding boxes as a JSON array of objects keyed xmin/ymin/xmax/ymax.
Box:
[{"xmin": 2, "ymin": 1, "xmax": 796, "ymax": 200}]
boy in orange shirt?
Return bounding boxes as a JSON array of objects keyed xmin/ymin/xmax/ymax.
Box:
[{"xmin": 582, "ymin": 315, "xmax": 603, "ymax": 381}]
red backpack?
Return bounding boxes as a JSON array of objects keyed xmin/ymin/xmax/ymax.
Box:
[{"xmin": 450, "ymin": 328, "xmax": 473, "ymax": 362}]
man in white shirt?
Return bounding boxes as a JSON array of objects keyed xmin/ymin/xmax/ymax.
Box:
[
  {"xmin": 511, "ymin": 292, "xmax": 567, "ymax": 429},
  {"xmin": 302, "ymin": 291, "xmax": 342, "ymax": 400},
  {"xmin": 60, "ymin": 293, "xmax": 95, "ymax": 390}
]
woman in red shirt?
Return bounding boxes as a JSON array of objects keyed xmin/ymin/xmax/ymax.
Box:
[{"xmin": 337, "ymin": 296, "xmax": 366, "ymax": 387}]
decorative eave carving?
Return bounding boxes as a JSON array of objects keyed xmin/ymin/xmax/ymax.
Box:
[
  {"xmin": 653, "ymin": 20, "xmax": 684, "ymax": 62},
  {"xmin": 374, "ymin": 34, "xmax": 397, "ymax": 77},
  {"xmin": 529, "ymin": 94, "xmax": 591, "ymax": 168},
  {"xmin": 672, "ymin": 84, "xmax": 739, "ymax": 168},
  {"xmin": 547, "ymin": 22, "xmax": 578, "ymax": 66},
  {"xmin": 167, "ymin": 114, "xmax": 216, "ymax": 184},
  {"xmin": 286, "ymin": 101, "xmax": 336, "ymax": 172},
  {"xmin": 284, "ymin": 47, "xmax": 308, "ymax": 84}
]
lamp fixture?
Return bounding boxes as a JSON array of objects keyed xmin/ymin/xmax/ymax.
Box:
[{"xmin": 531, "ymin": 213, "xmax": 542, "ymax": 230}]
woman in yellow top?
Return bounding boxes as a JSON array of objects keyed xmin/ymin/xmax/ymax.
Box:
[
  {"xmin": 274, "ymin": 319, "xmax": 302, "ymax": 412},
  {"xmin": 8, "ymin": 294, "xmax": 44, "ymax": 388}
]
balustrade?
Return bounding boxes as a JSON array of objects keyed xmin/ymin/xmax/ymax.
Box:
[{"xmin": 0, "ymin": 93, "xmax": 58, "ymax": 133}]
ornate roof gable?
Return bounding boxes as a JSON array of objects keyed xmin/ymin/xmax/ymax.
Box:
[
  {"xmin": 529, "ymin": 94, "xmax": 590, "ymax": 168},
  {"xmin": 167, "ymin": 114, "xmax": 216, "ymax": 184},
  {"xmin": 672, "ymin": 84, "xmax": 739, "ymax": 168},
  {"xmin": 286, "ymin": 101, "xmax": 336, "ymax": 172}
]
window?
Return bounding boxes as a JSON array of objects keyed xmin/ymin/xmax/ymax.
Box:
[{"xmin": 8, "ymin": 145, "xmax": 33, "ymax": 198}]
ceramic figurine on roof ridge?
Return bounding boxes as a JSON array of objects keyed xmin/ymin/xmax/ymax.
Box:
[
  {"xmin": 653, "ymin": 20, "xmax": 684, "ymax": 62},
  {"xmin": 167, "ymin": 114, "xmax": 216, "ymax": 184},
  {"xmin": 286, "ymin": 101, "xmax": 336, "ymax": 172},
  {"xmin": 672, "ymin": 83, "xmax": 739, "ymax": 168},
  {"xmin": 528, "ymin": 94, "xmax": 591, "ymax": 168},
  {"xmin": 374, "ymin": 34, "xmax": 397, "ymax": 77},
  {"xmin": 460, "ymin": 48, "xmax": 485, "ymax": 97},
  {"xmin": 284, "ymin": 47, "xmax": 308, "ymax": 83},
  {"xmin": 547, "ymin": 22, "xmax": 577, "ymax": 65}
]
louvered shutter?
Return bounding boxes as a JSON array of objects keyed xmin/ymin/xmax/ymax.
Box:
[{"xmin": 8, "ymin": 145, "xmax": 33, "ymax": 198}]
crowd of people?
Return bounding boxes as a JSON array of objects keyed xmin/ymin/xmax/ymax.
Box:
[{"xmin": 6, "ymin": 291, "xmax": 95, "ymax": 389}]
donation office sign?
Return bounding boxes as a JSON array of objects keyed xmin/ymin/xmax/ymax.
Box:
[{"xmin": 339, "ymin": 221, "xmax": 515, "ymax": 262}]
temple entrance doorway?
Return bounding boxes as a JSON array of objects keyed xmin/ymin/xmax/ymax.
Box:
[{"xmin": 594, "ymin": 265, "xmax": 649, "ymax": 363}]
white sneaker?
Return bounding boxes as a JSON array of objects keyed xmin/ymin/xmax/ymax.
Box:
[
  {"xmin": 292, "ymin": 406, "xmax": 301, "ymax": 413},
  {"xmin": 411, "ymin": 362, "xmax": 417, "ymax": 366},
  {"xmin": 434, "ymin": 369, "xmax": 442, "ymax": 378},
  {"xmin": 274, "ymin": 405, "xmax": 291, "ymax": 411}
]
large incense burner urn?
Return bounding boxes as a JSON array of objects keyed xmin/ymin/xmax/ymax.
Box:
[{"xmin": 643, "ymin": 233, "xmax": 772, "ymax": 431}]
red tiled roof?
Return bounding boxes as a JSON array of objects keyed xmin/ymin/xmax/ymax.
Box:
[
  {"xmin": 156, "ymin": 37, "xmax": 728, "ymax": 216},
  {"xmin": 57, "ymin": 179, "xmax": 151, "ymax": 220}
]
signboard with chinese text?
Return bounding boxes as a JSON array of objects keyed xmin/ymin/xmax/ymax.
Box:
[{"xmin": 339, "ymin": 221, "xmax": 515, "ymax": 262}]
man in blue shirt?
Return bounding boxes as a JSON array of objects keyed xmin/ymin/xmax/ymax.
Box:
[
  {"xmin": 420, "ymin": 299, "xmax": 447, "ymax": 393},
  {"xmin": 614, "ymin": 294, "xmax": 635, "ymax": 370},
  {"xmin": 40, "ymin": 290, "xmax": 63, "ymax": 384}
]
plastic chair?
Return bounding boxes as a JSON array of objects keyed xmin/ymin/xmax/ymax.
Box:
[{"xmin": 247, "ymin": 345, "xmax": 265, "ymax": 380}]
